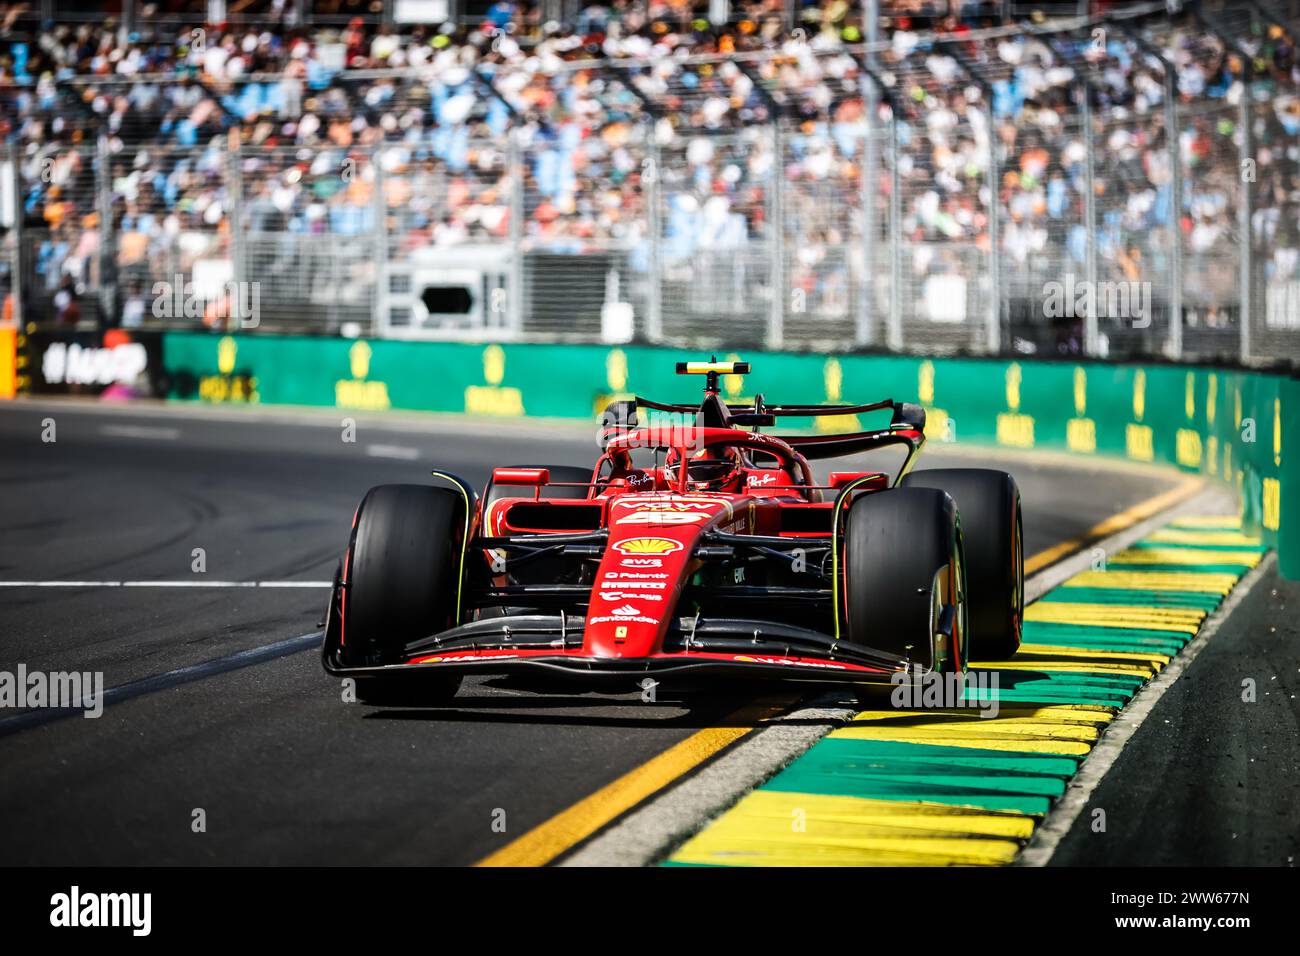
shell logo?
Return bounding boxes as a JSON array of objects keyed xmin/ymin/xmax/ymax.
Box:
[
  {"xmin": 217, "ymin": 336, "xmax": 237, "ymax": 375},
  {"xmin": 614, "ymin": 537, "xmax": 683, "ymax": 556}
]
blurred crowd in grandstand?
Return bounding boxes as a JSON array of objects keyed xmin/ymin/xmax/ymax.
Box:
[{"xmin": 0, "ymin": 1, "xmax": 1297, "ymax": 344}]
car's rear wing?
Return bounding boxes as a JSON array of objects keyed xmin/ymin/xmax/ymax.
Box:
[
  {"xmin": 601, "ymin": 396, "xmax": 926, "ymax": 484},
  {"xmin": 606, "ymin": 396, "xmax": 925, "ymax": 432}
]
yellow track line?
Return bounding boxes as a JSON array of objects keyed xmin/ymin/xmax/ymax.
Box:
[
  {"xmin": 476, "ymin": 476, "xmax": 1204, "ymax": 867},
  {"xmin": 1023, "ymin": 476, "xmax": 1203, "ymax": 574},
  {"xmin": 475, "ymin": 696, "xmax": 794, "ymax": 867}
]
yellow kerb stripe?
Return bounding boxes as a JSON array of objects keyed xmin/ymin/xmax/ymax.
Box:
[
  {"xmin": 1144, "ymin": 529, "xmax": 1262, "ymax": 547},
  {"xmin": 1060, "ymin": 570, "xmax": 1236, "ymax": 593},
  {"xmin": 669, "ymin": 791, "xmax": 1033, "ymax": 867},
  {"xmin": 1110, "ymin": 547, "xmax": 1262, "ymax": 566}
]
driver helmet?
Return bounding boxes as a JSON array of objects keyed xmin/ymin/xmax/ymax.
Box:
[{"xmin": 673, "ymin": 445, "xmax": 744, "ymax": 492}]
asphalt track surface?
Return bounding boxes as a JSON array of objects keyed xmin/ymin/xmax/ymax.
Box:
[
  {"xmin": 1050, "ymin": 566, "xmax": 1300, "ymax": 866},
  {"xmin": 0, "ymin": 399, "xmax": 1186, "ymax": 865}
]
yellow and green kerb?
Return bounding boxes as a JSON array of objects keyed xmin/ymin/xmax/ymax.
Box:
[{"xmin": 664, "ymin": 516, "xmax": 1265, "ymax": 867}]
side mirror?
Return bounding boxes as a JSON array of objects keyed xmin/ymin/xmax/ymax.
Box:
[
  {"xmin": 599, "ymin": 400, "xmax": 638, "ymax": 449},
  {"xmin": 890, "ymin": 402, "xmax": 926, "ymax": 432},
  {"xmin": 491, "ymin": 467, "xmax": 550, "ymax": 487}
]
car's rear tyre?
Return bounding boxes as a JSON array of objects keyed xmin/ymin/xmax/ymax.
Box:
[
  {"xmin": 902, "ymin": 468, "xmax": 1022, "ymax": 661},
  {"xmin": 340, "ymin": 483, "xmax": 466, "ymax": 702},
  {"xmin": 842, "ymin": 487, "xmax": 967, "ymax": 673}
]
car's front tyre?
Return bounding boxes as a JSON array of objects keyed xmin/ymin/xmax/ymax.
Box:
[{"xmin": 339, "ymin": 483, "xmax": 466, "ymax": 702}]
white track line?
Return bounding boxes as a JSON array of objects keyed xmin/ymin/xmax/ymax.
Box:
[
  {"xmin": 0, "ymin": 580, "xmax": 332, "ymax": 588},
  {"xmin": 0, "ymin": 581, "xmax": 124, "ymax": 587},
  {"xmin": 7, "ymin": 395, "xmax": 595, "ymax": 444},
  {"xmin": 98, "ymin": 424, "xmax": 180, "ymax": 441},
  {"xmin": 122, "ymin": 580, "xmax": 258, "ymax": 588},
  {"xmin": 1016, "ymin": 550, "xmax": 1276, "ymax": 866},
  {"xmin": 251, "ymin": 581, "xmax": 334, "ymax": 588},
  {"xmin": 366, "ymin": 443, "xmax": 421, "ymax": 460}
]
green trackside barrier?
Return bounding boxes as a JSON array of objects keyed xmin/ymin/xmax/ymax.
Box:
[{"xmin": 160, "ymin": 332, "xmax": 1297, "ymax": 578}]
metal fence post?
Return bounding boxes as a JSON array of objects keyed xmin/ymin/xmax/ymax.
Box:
[
  {"xmin": 858, "ymin": 76, "xmax": 877, "ymax": 346},
  {"xmin": 1166, "ymin": 72, "xmax": 1184, "ymax": 359},
  {"xmin": 370, "ymin": 144, "xmax": 386, "ymax": 339},
  {"xmin": 1117, "ymin": 18, "xmax": 1184, "ymax": 360},
  {"xmin": 508, "ymin": 127, "xmax": 524, "ymax": 337},
  {"xmin": 6, "ymin": 147, "xmax": 23, "ymax": 327},
  {"xmin": 861, "ymin": 0, "xmax": 881, "ymax": 347},
  {"xmin": 986, "ymin": 102, "xmax": 1002, "ymax": 354},
  {"xmin": 95, "ymin": 134, "xmax": 115, "ymax": 326},
  {"xmin": 1238, "ymin": 79, "xmax": 1253, "ymax": 364},
  {"xmin": 768, "ymin": 120, "xmax": 784, "ymax": 350},
  {"xmin": 226, "ymin": 134, "xmax": 244, "ymax": 311},
  {"xmin": 1194, "ymin": 5, "xmax": 1259, "ymax": 364},
  {"xmin": 887, "ymin": 112, "xmax": 902, "ymax": 350},
  {"xmin": 645, "ymin": 128, "xmax": 662, "ymax": 342},
  {"xmin": 1081, "ymin": 86, "xmax": 1099, "ymax": 355}
]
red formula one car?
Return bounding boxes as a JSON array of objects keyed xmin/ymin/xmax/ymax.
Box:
[{"xmin": 321, "ymin": 359, "xmax": 1023, "ymax": 704}]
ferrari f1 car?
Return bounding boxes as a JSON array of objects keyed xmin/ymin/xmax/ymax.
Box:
[{"xmin": 321, "ymin": 359, "xmax": 1023, "ymax": 703}]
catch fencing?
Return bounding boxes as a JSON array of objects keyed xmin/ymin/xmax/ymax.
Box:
[{"xmin": 4, "ymin": 5, "xmax": 1298, "ymax": 367}]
